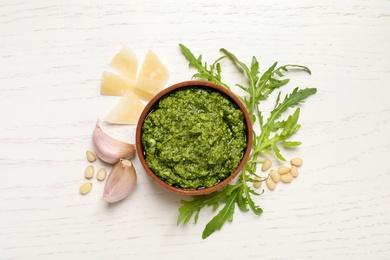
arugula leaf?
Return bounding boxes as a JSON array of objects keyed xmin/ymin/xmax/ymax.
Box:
[
  {"xmin": 177, "ymin": 44, "xmax": 316, "ymax": 239},
  {"xmin": 177, "ymin": 184, "xmax": 241, "ymax": 226},
  {"xmin": 202, "ymin": 188, "xmax": 240, "ymax": 239},
  {"xmin": 273, "ymin": 64, "xmax": 311, "ymax": 77},
  {"xmin": 255, "ymin": 88, "xmax": 317, "ymax": 161},
  {"xmin": 179, "ymin": 44, "xmax": 229, "ymax": 89}
]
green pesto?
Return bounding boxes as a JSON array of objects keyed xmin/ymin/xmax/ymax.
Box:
[{"xmin": 141, "ymin": 88, "xmax": 247, "ymax": 190}]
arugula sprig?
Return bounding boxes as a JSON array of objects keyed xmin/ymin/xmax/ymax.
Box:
[
  {"xmin": 177, "ymin": 44, "xmax": 317, "ymax": 239},
  {"xmin": 179, "ymin": 44, "xmax": 229, "ymax": 90}
]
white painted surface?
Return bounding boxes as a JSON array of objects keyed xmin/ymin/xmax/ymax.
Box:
[{"xmin": 1, "ymin": 0, "xmax": 389, "ymax": 259}]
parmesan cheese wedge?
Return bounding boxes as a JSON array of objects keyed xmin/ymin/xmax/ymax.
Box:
[
  {"xmin": 133, "ymin": 77, "xmax": 166, "ymax": 101},
  {"xmin": 103, "ymin": 89, "xmax": 145, "ymax": 125},
  {"xmin": 100, "ymin": 71, "xmax": 136, "ymax": 96},
  {"xmin": 133, "ymin": 50, "xmax": 169, "ymax": 101},
  {"xmin": 109, "ymin": 45, "xmax": 138, "ymax": 81}
]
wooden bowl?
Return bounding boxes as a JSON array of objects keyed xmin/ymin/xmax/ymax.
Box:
[{"xmin": 135, "ymin": 80, "xmax": 253, "ymax": 196}]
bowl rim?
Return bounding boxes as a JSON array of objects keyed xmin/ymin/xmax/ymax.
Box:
[{"xmin": 135, "ymin": 80, "xmax": 253, "ymax": 196}]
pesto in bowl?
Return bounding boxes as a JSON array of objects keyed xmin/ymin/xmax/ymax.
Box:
[
  {"xmin": 136, "ymin": 80, "xmax": 253, "ymax": 195},
  {"xmin": 141, "ymin": 87, "xmax": 247, "ymax": 189}
]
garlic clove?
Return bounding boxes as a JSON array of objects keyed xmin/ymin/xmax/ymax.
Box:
[
  {"xmin": 92, "ymin": 121, "xmax": 135, "ymax": 164},
  {"xmin": 102, "ymin": 159, "xmax": 137, "ymax": 203}
]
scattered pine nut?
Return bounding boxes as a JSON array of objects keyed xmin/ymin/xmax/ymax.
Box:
[
  {"xmin": 253, "ymin": 176, "xmax": 262, "ymax": 189},
  {"xmin": 290, "ymin": 157, "xmax": 303, "ymax": 167},
  {"xmin": 86, "ymin": 150, "xmax": 97, "ymax": 162},
  {"xmin": 261, "ymin": 159, "xmax": 272, "ymax": 171},
  {"xmin": 84, "ymin": 165, "xmax": 94, "ymax": 179},
  {"xmin": 265, "ymin": 177, "xmax": 276, "ymax": 190},
  {"xmin": 278, "ymin": 166, "xmax": 290, "ymax": 175},
  {"xmin": 270, "ymin": 170, "xmax": 280, "ymax": 183},
  {"xmin": 290, "ymin": 166, "xmax": 299, "ymax": 178},
  {"xmin": 96, "ymin": 168, "xmax": 107, "ymax": 181},
  {"xmin": 79, "ymin": 182, "xmax": 93, "ymax": 195},
  {"xmin": 280, "ymin": 173, "xmax": 293, "ymax": 183}
]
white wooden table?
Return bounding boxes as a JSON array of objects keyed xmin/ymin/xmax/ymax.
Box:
[{"xmin": 1, "ymin": 1, "xmax": 389, "ymax": 259}]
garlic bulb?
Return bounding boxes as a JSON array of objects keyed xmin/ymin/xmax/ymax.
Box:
[
  {"xmin": 92, "ymin": 121, "xmax": 135, "ymax": 164},
  {"xmin": 102, "ymin": 159, "xmax": 137, "ymax": 203}
]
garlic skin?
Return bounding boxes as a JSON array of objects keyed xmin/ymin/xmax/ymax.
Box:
[
  {"xmin": 102, "ymin": 159, "xmax": 137, "ymax": 203},
  {"xmin": 92, "ymin": 121, "xmax": 135, "ymax": 164}
]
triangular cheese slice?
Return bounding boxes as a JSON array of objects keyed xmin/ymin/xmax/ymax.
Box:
[
  {"xmin": 133, "ymin": 50, "xmax": 169, "ymax": 101},
  {"xmin": 133, "ymin": 77, "xmax": 166, "ymax": 101},
  {"xmin": 109, "ymin": 46, "xmax": 138, "ymax": 81},
  {"xmin": 103, "ymin": 89, "xmax": 145, "ymax": 125},
  {"xmin": 100, "ymin": 71, "xmax": 136, "ymax": 96}
]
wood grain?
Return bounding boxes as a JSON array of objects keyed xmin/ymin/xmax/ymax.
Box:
[{"xmin": 1, "ymin": 0, "xmax": 389, "ymax": 259}]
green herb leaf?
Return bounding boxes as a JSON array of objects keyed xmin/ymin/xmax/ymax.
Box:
[
  {"xmin": 202, "ymin": 188, "xmax": 239, "ymax": 239},
  {"xmin": 273, "ymin": 64, "xmax": 311, "ymax": 77},
  {"xmin": 179, "ymin": 44, "xmax": 229, "ymax": 89},
  {"xmin": 177, "ymin": 184, "xmax": 241, "ymax": 226},
  {"xmin": 283, "ymin": 141, "xmax": 302, "ymax": 147}
]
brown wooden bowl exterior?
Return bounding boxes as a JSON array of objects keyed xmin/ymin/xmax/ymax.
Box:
[{"xmin": 135, "ymin": 80, "xmax": 253, "ymax": 196}]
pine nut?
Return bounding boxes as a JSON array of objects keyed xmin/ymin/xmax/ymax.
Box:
[
  {"xmin": 79, "ymin": 182, "xmax": 93, "ymax": 195},
  {"xmin": 86, "ymin": 150, "xmax": 97, "ymax": 162},
  {"xmin": 278, "ymin": 166, "xmax": 290, "ymax": 175},
  {"xmin": 281, "ymin": 173, "xmax": 293, "ymax": 183},
  {"xmin": 261, "ymin": 159, "xmax": 272, "ymax": 171},
  {"xmin": 290, "ymin": 157, "xmax": 303, "ymax": 167},
  {"xmin": 253, "ymin": 176, "xmax": 262, "ymax": 189},
  {"xmin": 290, "ymin": 166, "xmax": 299, "ymax": 177},
  {"xmin": 84, "ymin": 165, "xmax": 94, "ymax": 179},
  {"xmin": 270, "ymin": 169, "xmax": 280, "ymax": 183},
  {"xmin": 96, "ymin": 168, "xmax": 107, "ymax": 181},
  {"xmin": 265, "ymin": 177, "xmax": 276, "ymax": 190}
]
